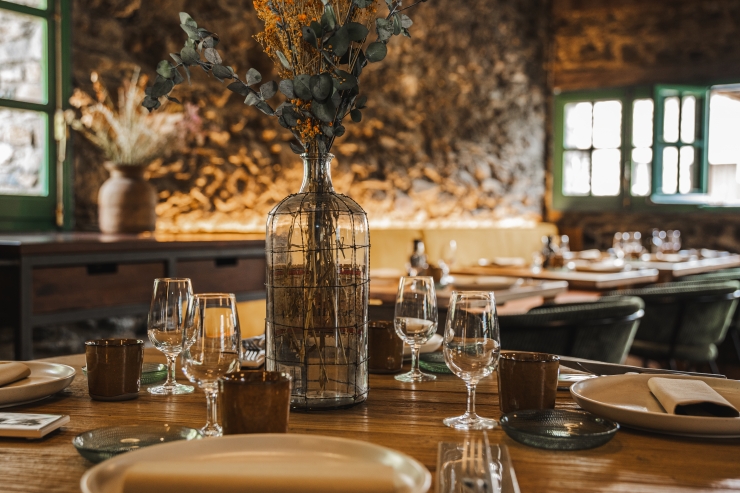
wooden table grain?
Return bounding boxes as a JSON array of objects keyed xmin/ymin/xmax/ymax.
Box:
[{"xmin": 2, "ymin": 350, "xmax": 740, "ymax": 492}]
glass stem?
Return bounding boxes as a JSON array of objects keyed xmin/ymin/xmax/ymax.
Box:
[
  {"xmin": 164, "ymin": 354, "xmax": 177, "ymax": 387},
  {"xmin": 411, "ymin": 344, "xmax": 421, "ymax": 376},
  {"xmin": 466, "ymin": 382, "xmax": 477, "ymax": 418},
  {"xmin": 204, "ymin": 386, "xmax": 219, "ymax": 432}
]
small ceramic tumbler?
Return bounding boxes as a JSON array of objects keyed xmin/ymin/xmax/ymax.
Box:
[
  {"xmin": 497, "ymin": 351, "xmax": 560, "ymax": 414},
  {"xmin": 368, "ymin": 321, "xmax": 405, "ymax": 374},
  {"xmin": 85, "ymin": 339, "xmax": 144, "ymax": 401},
  {"xmin": 219, "ymin": 371, "xmax": 292, "ymax": 435}
]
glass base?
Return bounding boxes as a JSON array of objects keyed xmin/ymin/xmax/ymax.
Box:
[
  {"xmin": 443, "ymin": 414, "xmax": 497, "ymax": 430},
  {"xmin": 200, "ymin": 424, "xmax": 222, "ymax": 437},
  {"xmin": 395, "ymin": 370, "xmax": 436, "ymax": 382},
  {"xmin": 147, "ymin": 383, "xmax": 195, "ymax": 395}
]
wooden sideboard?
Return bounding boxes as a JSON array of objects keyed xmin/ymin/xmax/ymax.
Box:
[{"xmin": 0, "ymin": 233, "xmax": 267, "ymax": 360}]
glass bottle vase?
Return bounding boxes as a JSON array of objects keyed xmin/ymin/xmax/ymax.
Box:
[{"xmin": 265, "ymin": 153, "xmax": 369, "ymax": 410}]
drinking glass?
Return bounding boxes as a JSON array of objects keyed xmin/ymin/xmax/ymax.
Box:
[
  {"xmin": 394, "ymin": 276, "xmax": 438, "ymax": 382},
  {"xmin": 182, "ymin": 293, "xmax": 241, "ymax": 437},
  {"xmin": 147, "ymin": 278, "xmax": 194, "ymax": 395},
  {"xmin": 442, "ymin": 291, "xmax": 500, "ymax": 430}
]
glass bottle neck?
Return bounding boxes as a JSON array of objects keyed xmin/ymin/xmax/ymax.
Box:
[{"xmin": 299, "ymin": 153, "xmax": 335, "ymax": 193}]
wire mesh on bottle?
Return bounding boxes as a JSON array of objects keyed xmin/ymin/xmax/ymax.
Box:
[{"xmin": 265, "ymin": 156, "xmax": 369, "ymax": 410}]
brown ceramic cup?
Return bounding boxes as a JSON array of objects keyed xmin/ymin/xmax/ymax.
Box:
[
  {"xmin": 85, "ymin": 338, "xmax": 144, "ymax": 401},
  {"xmin": 368, "ymin": 320, "xmax": 404, "ymax": 374},
  {"xmin": 497, "ymin": 351, "xmax": 560, "ymax": 414},
  {"xmin": 219, "ymin": 371, "xmax": 292, "ymax": 435}
]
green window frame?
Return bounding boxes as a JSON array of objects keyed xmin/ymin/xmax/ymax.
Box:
[
  {"xmin": 552, "ymin": 88, "xmax": 633, "ymax": 211},
  {"xmin": 0, "ymin": 0, "xmax": 72, "ymax": 231},
  {"xmin": 553, "ymin": 84, "xmax": 740, "ymax": 212},
  {"xmin": 650, "ymin": 84, "xmax": 710, "ymax": 205}
]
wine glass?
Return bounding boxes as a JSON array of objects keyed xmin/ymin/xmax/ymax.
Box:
[
  {"xmin": 442, "ymin": 291, "xmax": 500, "ymax": 430},
  {"xmin": 147, "ymin": 278, "xmax": 194, "ymax": 395},
  {"xmin": 394, "ymin": 276, "xmax": 438, "ymax": 382},
  {"xmin": 182, "ymin": 293, "xmax": 241, "ymax": 437}
]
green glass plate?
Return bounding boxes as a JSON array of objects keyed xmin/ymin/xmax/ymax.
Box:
[
  {"xmin": 73, "ymin": 424, "xmax": 201, "ymax": 463},
  {"xmin": 419, "ymin": 352, "xmax": 452, "ymax": 374},
  {"xmin": 500, "ymin": 409, "xmax": 619, "ymax": 450},
  {"xmin": 82, "ymin": 363, "xmax": 167, "ymax": 385}
]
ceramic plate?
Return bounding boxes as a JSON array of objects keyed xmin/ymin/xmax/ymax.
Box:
[
  {"xmin": 449, "ymin": 275, "xmax": 521, "ymax": 291},
  {"xmin": 81, "ymin": 434, "xmax": 432, "ymax": 493},
  {"xmin": 572, "ymin": 261, "xmax": 626, "ymax": 273},
  {"xmin": 571, "ymin": 374, "xmax": 740, "ymax": 437},
  {"xmin": 0, "ymin": 362, "xmax": 76, "ymax": 408},
  {"xmin": 403, "ymin": 333, "xmax": 443, "ymax": 357}
]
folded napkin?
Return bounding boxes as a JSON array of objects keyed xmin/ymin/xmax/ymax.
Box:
[
  {"xmin": 122, "ymin": 460, "xmax": 397, "ymax": 493},
  {"xmin": 0, "ymin": 362, "xmax": 30, "ymax": 387},
  {"xmin": 648, "ymin": 377, "xmax": 740, "ymax": 417}
]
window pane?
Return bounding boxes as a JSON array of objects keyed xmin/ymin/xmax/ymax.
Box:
[
  {"xmin": 679, "ymin": 146, "xmax": 695, "ymax": 194},
  {"xmin": 3, "ymin": 0, "xmax": 47, "ymax": 8},
  {"xmin": 0, "ymin": 9, "xmax": 46, "ymax": 104},
  {"xmin": 0, "ymin": 108, "xmax": 47, "ymax": 196},
  {"xmin": 681, "ymin": 96, "xmax": 696, "ymax": 144},
  {"xmin": 631, "ymin": 160, "xmax": 651, "ymax": 196},
  {"xmin": 563, "ymin": 150, "xmax": 590, "ymax": 196},
  {"xmin": 591, "ymin": 149, "xmax": 621, "ymax": 196},
  {"xmin": 663, "ymin": 97, "xmax": 680, "ymax": 143},
  {"xmin": 708, "ymin": 93, "xmax": 740, "ymax": 165},
  {"xmin": 564, "ymin": 102, "xmax": 592, "ymax": 150},
  {"xmin": 592, "ymin": 100, "xmax": 622, "ymax": 149},
  {"xmin": 632, "ymin": 99, "xmax": 654, "ymax": 148},
  {"xmin": 662, "ymin": 146, "xmax": 679, "ymax": 194}
]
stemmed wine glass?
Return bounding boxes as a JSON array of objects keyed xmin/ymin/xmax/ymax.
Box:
[
  {"xmin": 147, "ymin": 278, "xmax": 194, "ymax": 395},
  {"xmin": 394, "ymin": 276, "xmax": 438, "ymax": 382},
  {"xmin": 182, "ymin": 293, "xmax": 241, "ymax": 437},
  {"xmin": 442, "ymin": 291, "xmax": 500, "ymax": 430}
]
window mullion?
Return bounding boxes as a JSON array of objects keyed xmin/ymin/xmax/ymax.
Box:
[{"xmin": 0, "ymin": 1, "xmax": 51, "ymax": 17}]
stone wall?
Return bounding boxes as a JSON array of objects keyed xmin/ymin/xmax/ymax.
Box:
[
  {"xmin": 550, "ymin": 0, "xmax": 740, "ymax": 251},
  {"xmin": 70, "ymin": 0, "xmax": 549, "ymax": 231}
]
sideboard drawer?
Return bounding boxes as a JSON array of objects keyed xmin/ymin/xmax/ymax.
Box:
[
  {"xmin": 32, "ymin": 262, "xmax": 165, "ymax": 314},
  {"xmin": 178, "ymin": 257, "xmax": 266, "ymax": 294}
]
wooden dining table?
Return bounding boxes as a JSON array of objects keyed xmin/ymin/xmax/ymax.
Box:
[
  {"xmin": 2, "ymin": 349, "xmax": 740, "ymax": 493},
  {"xmin": 457, "ymin": 266, "xmax": 660, "ymax": 290}
]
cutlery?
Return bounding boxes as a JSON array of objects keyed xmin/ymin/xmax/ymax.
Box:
[
  {"xmin": 558, "ymin": 356, "xmax": 725, "ymax": 379},
  {"xmin": 242, "ymin": 335, "xmax": 265, "ymax": 352},
  {"xmin": 461, "ymin": 437, "xmax": 493, "ymax": 493},
  {"xmin": 240, "ymin": 350, "xmax": 265, "ymax": 369}
]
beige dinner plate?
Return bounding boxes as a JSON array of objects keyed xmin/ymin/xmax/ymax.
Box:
[
  {"xmin": 572, "ymin": 261, "xmax": 626, "ymax": 273},
  {"xmin": 0, "ymin": 361, "xmax": 76, "ymax": 408},
  {"xmin": 81, "ymin": 434, "xmax": 432, "ymax": 493},
  {"xmin": 571, "ymin": 374, "xmax": 740, "ymax": 437},
  {"xmin": 449, "ymin": 275, "xmax": 521, "ymax": 291}
]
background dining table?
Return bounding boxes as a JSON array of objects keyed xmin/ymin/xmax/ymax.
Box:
[{"xmin": 2, "ymin": 349, "xmax": 740, "ymax": 492}]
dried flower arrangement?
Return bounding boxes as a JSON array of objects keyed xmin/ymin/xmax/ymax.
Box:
[
  {"xmin": 68, "ymin": 68, "xmax": 201, "ymax": 166},
  {"xmin": 142, "ymin": 0, "xmax": 426, "ymax": 156}
]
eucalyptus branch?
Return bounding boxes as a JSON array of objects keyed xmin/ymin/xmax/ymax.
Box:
[{"xmin": 143, "ymin": 1, "xmax": 427, "ymax": 154}]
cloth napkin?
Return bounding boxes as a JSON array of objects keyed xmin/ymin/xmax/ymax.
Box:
[
  {"xmin": 648, "ymin": 377, "xmax": 740, "ymax": 417},
  {"xmin": 0, "ymin": 362, "xmax": 30, "ymax": 387},
  {"xmin": 122, "ymin": 460, "xmax": 398, "ymax": 493}
]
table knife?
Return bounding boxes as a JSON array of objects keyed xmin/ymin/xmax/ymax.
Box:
[{"xmin": 558, "ymin": 356, "xmax": 726, "ymax": 379}]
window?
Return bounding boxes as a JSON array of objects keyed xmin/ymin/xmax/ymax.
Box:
[
  {"xmin": 0, "ymin": 0, "xmax": 71, "ymax": 230},
  {"xmin": 553, "ymin": 83, "xmax": 740, "ymax": 211}
]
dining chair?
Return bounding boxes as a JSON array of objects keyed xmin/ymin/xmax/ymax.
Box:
[
  {"xmin": 681, "ymin": 269, "xmax": 740, "ymax": 363},
  {"xmin": 605, "ymin": 280, "xmax": 740, "ymax": 373},
  {"xmin": 498, "ymin": 296, "xmax": 645, "ymax": 364}
]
